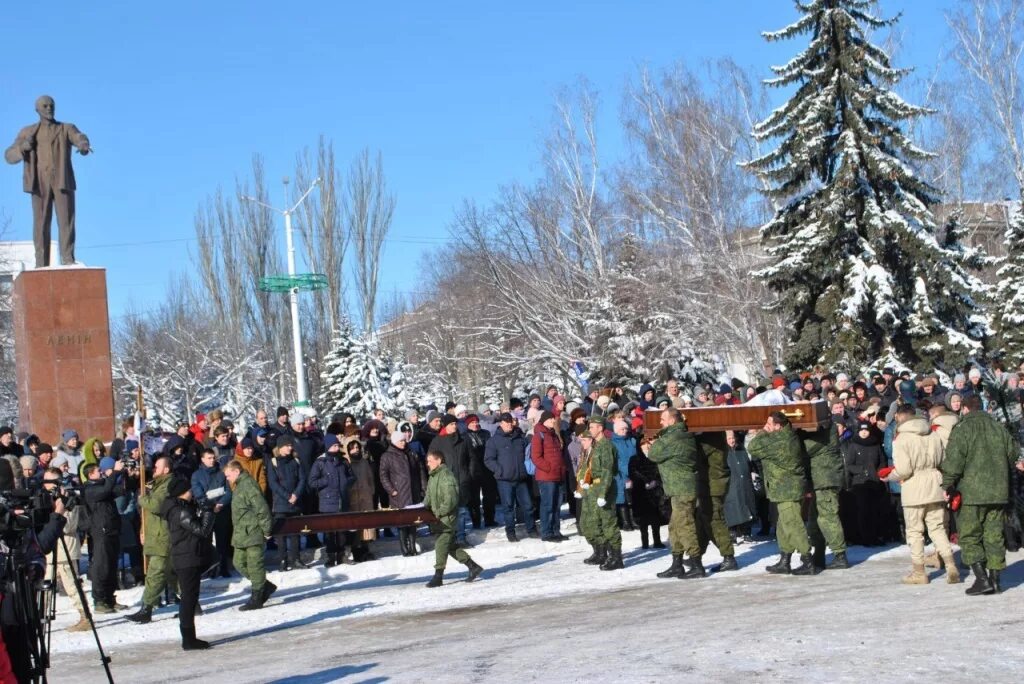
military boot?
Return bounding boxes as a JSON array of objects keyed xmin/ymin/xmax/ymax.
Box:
[
  {"xmin": 965, "ymin": 562, "xmax": 994, "ymax": 596},
  {"xmin": 600, "ymin": 547, "xmax": 624, "ymax": 571},
  {"xmin": 583, "ymin": 544, "xmax": 606, "ymax": 566},
  {"xmin": 826, "ymin": 551, "xmax": 849, "ymax": 570},
  {"xmin": 261, "ymin": 580, "xmax": 278, "ymax": 603},
  {"xmin": 941, "ymin": 554, "xmax": 959, "ymax": 584},
  {"xmin": 657, "ymin": 555, "xmax": 685, "ymax": 579},
  {"xmin": 126, "ymin": 605, "xmax": 153, "ymax": 624},
  {"xmin": 901, "ymin": 564, "xmax": 929, "ymax": 585},
  {"xmin": 681, "ymin": 557, "xmax": 706, "ymax": 579},
  {"xmin": 67, "ymin": 617, "xmax": 92, "ymax": 633},
  {"xmin": 426, "ymin": 570, "xmax": 444, "ymax": 588},
  {"xmin": 922, "ymin": 551, "xmax": 942, "ymax": 569},
  {"xmin": 466, "ymin": 560, "xmax": 484, "ymax": 582},
  {"xmin": 988, "ymin": 568, "xmax": 1001, "ymax": 594},
  {"xmin": 717, "ymin": 555, "xmax": 738, "ymax": 572},
  {"xmin": 766, "ymin": 553, "xmax": 792, "ymax": 575},
  {"xmin": 238, "ymin": 589, "xmax": 266, "ymax": 612},
  {"xmin": 792, "ymin": 553, "xmax": 820, "ymax": 575},
  {"xmin": 812, "ymin": 545, "xmax": 826, "ymax": 570}
]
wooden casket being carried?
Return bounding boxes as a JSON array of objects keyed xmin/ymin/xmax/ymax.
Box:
[
  {"xmin": 277, "ymin": 507, "xmax": 439, "ymax": 535},
  {"xmin": 643, "ymin": 400, "xmax": 830, "ymax": 433}
]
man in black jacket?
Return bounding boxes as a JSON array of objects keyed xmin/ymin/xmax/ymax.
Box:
[
  {"xmin": 160, "ymin": 475, "xmax": 215, "ymax": 650},
  {"xmin": 430, "ymin": 416, "xmax": 474, "ymax": 545},
  {"xmin": 83, "ymin": 459, "xmax": 126, "ymax": 613}
]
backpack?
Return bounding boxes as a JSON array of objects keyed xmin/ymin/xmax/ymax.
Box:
[{"xmin": 524, "ymin": 438, "xmax": 537, "ymax": 476}]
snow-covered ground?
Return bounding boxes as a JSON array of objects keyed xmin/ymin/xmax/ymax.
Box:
[{"xmin": 46, "ymin": 520, "xmax": 1024, "ymax": 683}]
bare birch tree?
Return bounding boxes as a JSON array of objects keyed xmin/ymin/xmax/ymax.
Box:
[{"xmin": 348, "ymin": 150, "xmax": 395, "ymax": 335}]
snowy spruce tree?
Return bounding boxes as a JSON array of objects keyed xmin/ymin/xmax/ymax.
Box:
[
  {"xmin": 744, "ymin": 0, "xmax": 986, "ymax": 371},
  {"xmin": 993, "ymin": 200, "xmax": 1024, "ymax": 365},
  {"xmin": 319, "ymin": 319, "xmax": 395, "ymax": 419},
  {"xmin": 318, "ymin": 317, "xmax": 357, "ymax": 417}
]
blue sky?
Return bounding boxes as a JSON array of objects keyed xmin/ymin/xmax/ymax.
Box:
[{"xmin": 1, "ymin": 1, "xmax": 956, "ymax": 321}]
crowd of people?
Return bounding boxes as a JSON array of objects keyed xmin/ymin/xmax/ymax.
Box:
[{"xmin": 1, "ymin": 363, "xmax": 1022, "ymax": 666}]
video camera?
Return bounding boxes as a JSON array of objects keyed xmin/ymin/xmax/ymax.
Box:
[{"xmin": 0, "ymin": 489, "xmax": 54, "ymax": 536}]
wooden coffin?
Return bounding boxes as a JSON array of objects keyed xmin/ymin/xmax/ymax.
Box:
[
  {"xmin": 277, "ymin": 508, "xmax": 438, "ymax": 535},
  {"xmin": 643, "ymin": 401, "xmax": 830, "ymax": 433}
]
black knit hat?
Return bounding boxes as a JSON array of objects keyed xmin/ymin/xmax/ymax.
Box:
[{"xmin": 167, "ymin": 475, "xmax": 191, "ymax": 498}]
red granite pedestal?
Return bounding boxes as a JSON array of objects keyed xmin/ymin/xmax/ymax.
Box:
[{"xmin": 12, "ymin": 268, "xmax": 116, "ymax": 443}]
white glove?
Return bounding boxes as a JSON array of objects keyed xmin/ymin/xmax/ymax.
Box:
[
  {"xmin": 574, "ymin": 490, "xmax": 583, "ymax": 499},
  {"xmin": 581, "ymin": 482, "xmax": 590, "ymax": 490},
  {"xmin": 597, "ymin": 497, "xmax": 607, "ymax": 508}
]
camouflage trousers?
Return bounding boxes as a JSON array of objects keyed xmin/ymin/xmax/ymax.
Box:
[
  {"xmin": 580, "ymin": 495, "xmax": 622, "ymax": 550},
  {"xmin": 697, "ymin": 494, "xmax": 735, "ymax": 557},
  {"xmin": 668, "ymin": 495, "xmax": 700, "ymax": 558},
  {"xmin": 957, "ymin": 504, "xmax": 1007, "ymax": 569},
  {"xmin": 234, "ymin": 544, "xmax": 267, "ymax": 593},
  {"xmin": 431, "ymin": 523, "xmax": 472, "ymax": 571},
  {"xmin": 806, "ymin": 488, "xmax": 847, "ymax": 553},
  {"xmin": 775, "ymin": 500, "xmax": 811, "ymax": 555},
  {"xmin": 141, "ymin": 555, "xmax": 178, "ymax": 608}
]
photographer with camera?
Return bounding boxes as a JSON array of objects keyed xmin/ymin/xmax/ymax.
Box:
[
  {"xmin": 160, "ymin": 475, "xmax": 215, "ymax": 651},
  {"xmin": 1, "ymin": 458, "xmax": 67, "ymax": 683},
  {"xmin": 39, "ymin": 468, "xmax": 90, "ymax": 632},
  {"xmin": 82, "ymin": 458, "xmax": 126, "ymax": 614}
]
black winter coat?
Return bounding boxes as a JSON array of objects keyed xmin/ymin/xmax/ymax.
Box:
[
  {"xmin": 464, "ymin": 428, "xmax": 490, "ymax": 481},
  {"xmin": 430, "ymin": 432, "xmax": 473, "ymax": 505},
  {"xmin": 291, "ymin": 429, "xmax": 323, "ymax": 476},
  {"xmin": 628, "ymin": 451, "xmax": 670, "ymax": 525},
  {"xmin": 160, "ymin": 497, "xmax": 215, "ymax": 569},
  {"xmin": 378, "ymin": 445, "xmax": 427, "ymax": 509},
  {"xmin": 84, "ymin": 475, "xmax": 123, "ymax": 537},
  {"xmin": 844, "ymin": 430, "xmax": 885, "ymax": 487}
]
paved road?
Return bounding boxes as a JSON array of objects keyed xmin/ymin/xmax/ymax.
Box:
[{"xmin": 50, "ymin": 550, "xmax": 1024, "ymax": 683}]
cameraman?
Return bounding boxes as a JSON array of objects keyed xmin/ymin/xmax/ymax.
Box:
[
  {"xmin": 160, "ymin": 476, "xmax": 214, "ymax": 651},
  {"xmin": 82, "ymin": 459, "xmax": 126, "ymax": 614},
  {"xmin": 39, "ymin": 468, "xmax": 89, "ymax": 632},
  {"xmin": 1, "ymin": 459, "xmax": 67, "ymax": 683}
]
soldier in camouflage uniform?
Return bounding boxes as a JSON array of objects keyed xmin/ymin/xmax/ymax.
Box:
[
  {"xmin": 941, "ymin": 395, "xmax": 1017, "ymax": 595},
  {"xmin": 577, "ymin": 416, "xmax": 623, "ymax": 570},
  {"xmin": 424, "ymin": 450, "xmax": 484, "ymax": 588},
  {"xmin": 747, "ymin": 412, "xmax": 818, "ymax": 576},
  {"xmin": 126, "ymin": 456, "xmax": 179, "ymax": 624},
  {"xmin": 644, "ymin": 408, "xmax": 707, "ymax": 578},
  {"xmin": 800, "ymin": 421, "xmax": 849, "ymax": 570},
  {"xmin": 696, "ymin": 432, "xmax": 737, "ymax": 573}
]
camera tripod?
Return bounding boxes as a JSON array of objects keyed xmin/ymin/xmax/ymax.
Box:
[{"xmin": 32, "ymin": 535, "xmax": 115, "ymax": 683}]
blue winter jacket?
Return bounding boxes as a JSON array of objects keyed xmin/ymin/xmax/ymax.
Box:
[
  {"xmin": 265, "ymin": 453, "xmax": 306, "ymax": 514},
  {"xmin": 191, "ymin": 463, "xmax": 232, "ymax": 506},
  {"xmin": 610, "ymin": 434, "xmax": 636, "ymax": 504},
  {"xmin": 308, "ymin": 453, "xmax": 356, "ymax": 513},
  {"xmin": 484, "ymin": 427, "xmax": 529, "ymax": 482},
  {"xmin": 882, "ymin": 420, "xmax": 900, "ymax": 494}
]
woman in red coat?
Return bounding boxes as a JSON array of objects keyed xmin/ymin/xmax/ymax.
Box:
[{"xmin": 532, "ymin": 412, "xmax": 566, "ymax": 542}]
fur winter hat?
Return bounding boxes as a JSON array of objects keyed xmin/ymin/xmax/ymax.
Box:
[{"xmin": 167, "ymin": 475, "xmax": 191, "ymax": 498}]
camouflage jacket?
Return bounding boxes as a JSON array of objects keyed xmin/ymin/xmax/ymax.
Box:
[
  {"xmin": 748, "ymin": 426, "xmax": 806, "ymax": 503},
  {"xmin": 647, "ymin": 422, "xmax": 698, "ymax": 499},
  {"xmin": 800, "ymin": 422, "xmax": 846, "ymax": 491},
  {"xmin": 941, "ymin": 410, "xmax": 1016, "ymax": 505}
]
